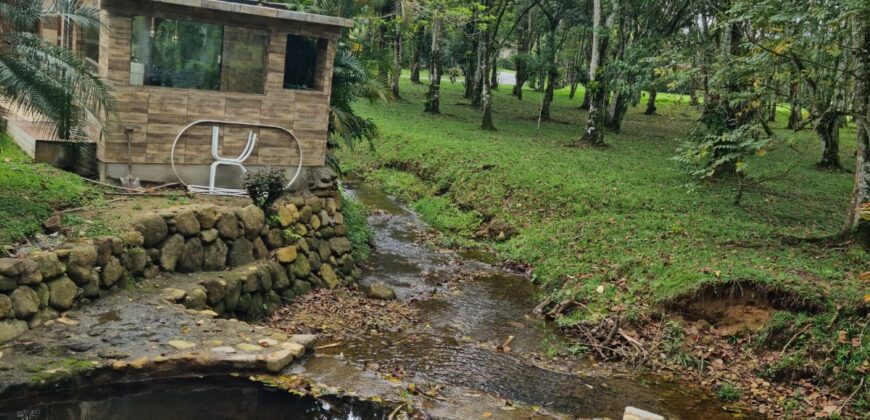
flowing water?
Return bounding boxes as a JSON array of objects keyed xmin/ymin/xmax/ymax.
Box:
[
  {"xmin": 300, "ymin": 183, "xmax": 760, "ymax": 419},
  {"xmin": 0, "ymin": 377, "xmax": 391, "ymax": 420}
]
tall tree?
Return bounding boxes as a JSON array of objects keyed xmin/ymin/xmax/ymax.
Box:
[{"xmin": 579, "ymin": 0, "xmax": 616, "ymax": 146}]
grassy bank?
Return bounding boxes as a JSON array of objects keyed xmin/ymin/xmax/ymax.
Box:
[
  {"xmin": 0, "ymin": 133, "xmax": 101, "ymax": 246},
  {"xmin": 338, "ymin": 78, "xmax": 868, "ymax": 412}
]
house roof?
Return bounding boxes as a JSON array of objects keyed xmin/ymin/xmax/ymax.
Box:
[{"xmin": 151, "ymin": 0, "xmax": 355, "ymax": 28}]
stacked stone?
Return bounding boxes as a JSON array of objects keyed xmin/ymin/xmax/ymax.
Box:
[
  {"xmin": 180, "ymin": 194, "xmax": 359, "ymax": 321},
  {"xmin": 0, "ymin": 237, "xmax": 126, "ymax": 342},
  {"xmin": 0, "ymin": 194, "xmax": 358, "ymax": 343}
]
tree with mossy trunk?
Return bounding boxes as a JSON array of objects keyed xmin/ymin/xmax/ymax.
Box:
[{"xmin": 579, "ymin": 0, "xmax": 614, "ymax": 146}]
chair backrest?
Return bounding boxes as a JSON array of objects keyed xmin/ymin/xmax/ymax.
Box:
[
  {"xmin": 210, "ymin": 126, "xmax": 258, "ymax": 163},
  {"xmin": 238, "ymin": 131, "xmax": 258, "ymax": 162}
]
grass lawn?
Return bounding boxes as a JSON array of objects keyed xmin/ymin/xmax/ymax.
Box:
[
  {"xmin": 338, "ymin": 76, "xmax": 869, "ymax": 405},
  {"xmin": 0, "ymin": 133, "xmax": 101, "ymax": 246}
]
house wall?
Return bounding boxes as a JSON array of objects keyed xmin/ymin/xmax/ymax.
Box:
[{"xmin": 96, "ymin": 0, "xmax": 340, "ymax": 182}]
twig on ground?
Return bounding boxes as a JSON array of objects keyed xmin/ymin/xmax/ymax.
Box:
[{"xmin": 315, "ymin": 342, "xmax": 343, "ymax": 350}]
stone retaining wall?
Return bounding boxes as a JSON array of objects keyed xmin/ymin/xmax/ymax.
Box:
[{"xmin": 0, "ymin": 192, "xmax": 358, "ymax": 343}]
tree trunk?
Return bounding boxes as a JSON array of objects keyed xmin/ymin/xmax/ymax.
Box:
[
  {"xmin": 645, "ymin": 89, "xmax": 657, "ymax": 115},
  {"xmin": 410, "ymin": 27, "xmax": 423, "ymax": 84},
  {"xmin": 816, "ymin": 111, "xmax": 843, "ymax": 169},
  {"xmin": 579, "ymin": 87, "xmax": 591, "ymax": 110},
  {"xmin": 471, "ymin": 34, "xmax": 484, "ymax": 107},
  {"xmin": 605, "ymin": 93, "xmax": 628, "ymax": 132},
  {"xmin": 841, "ymin": 19, "xmax": 870, "ymax": 242},
  {"xmin": 569, "ymin": 81, "xmax": 579, "ymax": 99},
  {"xmin": 424, "ymin": 22, "xmax": 442, "ymax": 114},
  {"xmin": 480, "ymin": 1, "xmax": 496, "ymax": 130},
  {"xmin": 787, "ymin": 82, "xmax": 802, "ymax": 129},
  {"xmin": 580, "ymin": 0, "xmax": 614, "ymax": 146},
  {"xmin": 540, "ymin": 25, "xmax": 558, "ymax": 121},
  {"xmin": 490, "ymin": 53, "xmax": 499, "ymax": 89},
  {"xmin": 513, "ymin": 13, "xmax": 531, "ymax": 100},
  {"xmin": 390, "ymin": 23, "xmax": 402, "ymax": 100}
]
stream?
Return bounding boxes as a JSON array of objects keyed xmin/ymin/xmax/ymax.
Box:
[{"xmin": 296, "ymin": 183, "xmax": 759, "ymax": 419}]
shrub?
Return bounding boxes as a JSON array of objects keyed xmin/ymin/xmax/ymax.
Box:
[
  {"xmin": 340, "ymin": 188, "xmax": 373, "ymax": 262},
  {"xmin": 716, "ymin": 383, "xmax": 742, "ymax": 402},
  {"xmin": 244, "ymin": 169, "xmax": 287, "ymax": 211}
]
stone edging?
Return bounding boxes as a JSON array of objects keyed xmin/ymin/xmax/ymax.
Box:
[{"xmin": 0, "ymin": 192, "xmax": 357, "ymax": 343}]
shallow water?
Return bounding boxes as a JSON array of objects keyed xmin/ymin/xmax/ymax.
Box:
[
  {"xmin": 305, "ymin": 182, "xmax": 760, "ymax": 419},
  {"xmin": 0, "ymin": 377, "xmax": 390, "ymax": 420}
]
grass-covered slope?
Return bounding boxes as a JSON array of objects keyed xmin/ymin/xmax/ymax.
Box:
[
  {"xmin": 340, "ymin": 80, "xmax": 864, "ymax": 318},
  {"xmin": 0, "ymin": 133, "xmax": 100, "ymax": 246},
  {"xmin": 340, "ymin": 79, "xmax": 870, "ymax": 411}
]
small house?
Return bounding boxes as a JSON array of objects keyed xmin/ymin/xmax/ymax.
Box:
[{"xmin": 4, "ymin": 0, "xmax": 352, "ymax": 189}]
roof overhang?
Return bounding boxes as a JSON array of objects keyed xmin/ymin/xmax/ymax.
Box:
[{"xmin": 150, "ymin": 0, "xmax": 355, "ymax": 28}]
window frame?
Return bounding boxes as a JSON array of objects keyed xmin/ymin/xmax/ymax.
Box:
[{"xmin": 128, "ymin": 15, "xmax": 270, "ymax": 96}]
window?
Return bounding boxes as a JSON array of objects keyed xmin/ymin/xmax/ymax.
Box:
[
  {"xmin": 283, "ymin": 34, "xmax": 322, "ymax": 90},
  {"xmin": 83, "ymin": 26, "xmax": 99, "ymax": 66},
  {"xmin": 130, "ymin": 16, "xmax": 267, "ymax": 94}
]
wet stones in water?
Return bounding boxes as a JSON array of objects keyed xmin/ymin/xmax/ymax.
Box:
[{"xmin": 364, "ymin": 283, "xmax": 397, "ymax": 300}]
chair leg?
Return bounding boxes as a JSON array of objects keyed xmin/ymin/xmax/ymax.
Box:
[{"xmin": 209, "ymin": 161, "xmax": 221, "ymax": 193}]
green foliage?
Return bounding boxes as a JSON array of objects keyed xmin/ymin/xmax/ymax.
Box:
[
  {"xmin": 340, "ymin": 188, "xmax": 374, "ymax": 262},
  {"xmin": 673, "ymin": 121, "xmax": 771, "ymax": 184},
  {"xmin": 716, "ymin": 383, "xmax": 742, "ymax": 402},
  {"xmin": 0, "ymin": 0, "xmax": 112, "ymax": 139},
  {"xmin": 0, "ymin": 134, "xmax": 101, "ymax": 246},
  {"xmin": 243, "ymin": 169, "xmax": 287, "ymax": 211},
  {"xmin": 412, "ymin": 196, "xmax": 481, "ymax": 237}
]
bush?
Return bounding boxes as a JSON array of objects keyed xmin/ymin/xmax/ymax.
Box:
[
  {"xmin": 340, "ymin": 188, "xmax": 373, "ymax": 262},
  {"xmin": 244, "ymin": 169, "xmax": 287, "ymax": 211}
]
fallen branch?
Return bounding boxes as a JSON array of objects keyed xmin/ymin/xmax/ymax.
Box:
[
  {"xmin": 315, "ymin": 342, "xmax": 343, "ymax": 350},
  {"xmin": 835, "ymin": 376, "xmax": 865, "ymax": 416},
  {"xmin": 780, "ymin": 323, "xmax": 812, "ymax": 357},
  {"xmin": 61, "ymin": 197, "xmax": 126, "ymax": 214}
]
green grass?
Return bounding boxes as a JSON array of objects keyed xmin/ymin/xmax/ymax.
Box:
[
  {"xmin": 340, "ymin": 78, "xmax": 863, "ymax": 310},
  {"xmin": 338, "ymin": 75, "xmax": 869, "ymax": 406},
  {"xmin": 0, "ymin": 133, "xmax": 101, "ymax": 246}
]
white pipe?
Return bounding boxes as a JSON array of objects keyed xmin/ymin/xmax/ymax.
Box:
[{"xmin": 170, "ymin": 120, "xmax": 305, "ymax": 195}]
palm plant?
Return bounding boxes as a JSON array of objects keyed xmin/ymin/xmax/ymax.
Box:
[
  {"xmin": 0, "ymin": 0, "xmax": 111, "ymax": 140},
  {"xmin": 326, "ymin": 48, "xmax": 385, "ymax": 171}
]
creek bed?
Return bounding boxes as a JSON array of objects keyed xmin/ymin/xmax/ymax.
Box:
[{"xmin": 295, "ymin": 182, "xmax": 760, "ymax": 419}]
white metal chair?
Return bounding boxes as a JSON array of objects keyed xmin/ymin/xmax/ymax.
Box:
[
  {"xmin": 205, "ymin": 125, "xmax": 257, "ymax": 195},
  {"xmin": 170, "ymin": 120, "xmax": 304, "ymax": 197}
]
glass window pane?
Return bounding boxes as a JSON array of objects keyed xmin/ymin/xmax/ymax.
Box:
[
  {"xmin": 130, "ymin": 16, "xmax": 224, "ymax": 91},
  {"xmin": 83, "ymin": 26, "xmax": 99, "ymax": 64},
  {"xmin": 221, "ymin": 26, "xmax": 268, "ymax": 94},
  {"xmin": 284, "ymin": 35, "xmax": 319, "ymax": 90}
]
